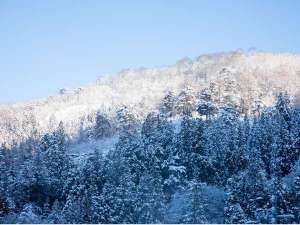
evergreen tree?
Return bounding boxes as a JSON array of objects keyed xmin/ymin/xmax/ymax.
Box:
[
  {"xmin": 0, "ymin": 145, "xmax": 9, "ymax": 217},
  {"xmin": 142, "ymin": 112, "xmax": 174, "ymax": 182},
  {"xmin": 47, "ymin": 199, "xmax": 64, "ymax": 223},
  {"xmin": 160, "ymin": 91, "xmax": 176, "ymax": 117},
  {"xmin": 180, "ymin": 182, "xmax": 207, "ymax": 224},
  {"xmin": 197, "ymin": 88, "xmax": 217, "ymax": 119},
  {"xmin": 175, "ymin": 87, "xmax": 196, "ymax": 116},
  {"xmin": 136, "ymin": 172, "xmax": 166, "ymax": 223},
  {"xmin": 269, "ymin": 130, "xmax": 292, "ymax": 224},
  {"xmin": 94, "ymin": 112, "xmax": 112, "ymax": 139},
  {"xmin": 116, "ymin": 106, "xmax": 138, "ymax": 134},
  {"xmin": 164, "ymin": 154, "xmax": 186, "ymax": 200},
  {"xmin": 205, "ymin": 103, "xmax": 246, "ymax": 185},
  {"xmin": 224, "ymin": 193, "xmax": 246, "ymax": 224},
  {"xmin": 291, "ymin": 172, "xmax": 300, "ymax": 223},
  {"xmin": 244, "ymin": 122, "xmax": 269, "ymax": 221},
  {"xmin": 175, "ymin": 116, "xmax": 195, "ymax": 180},
  {"xmin": 39, "ymin": 121, "xmax": 70, "ymax": 199}
]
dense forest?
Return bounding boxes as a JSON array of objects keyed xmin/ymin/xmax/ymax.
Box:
[{"xmin": 1, "ymin": 87, "xmax": 300, "ymax": 223}]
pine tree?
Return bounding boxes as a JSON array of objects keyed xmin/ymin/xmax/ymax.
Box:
[
  {"xmin": 175, "ymin": 115, "xmax": 212, "ymax": 184},
  {"xmin": 197, "ymin": 88, "xmax": 217, "ymax": 120},
  {"xmin": 175, "ymin": 87, "xmax": 196, "ymax": 116},
  {"xmin": 290, "ymin": 173, "xmax": 300, "ymax": 223},
  {"xmin": 256, "ymin": 110, "xmax": 275, "ymax": 177},
  {"xmin": 175, "ymin": 116, "xmax": 195, "ymax": 180},
  {"xmin": 180, "ymin": 182, "xmax": 207, "ymax": 224},
  {"xmin": 115, "ymin": 124, "xmax": 144, "ymax": 186},
  {"xmin": 164, "ymin": 154, "xmax": 186, "ymax": 200},
  {"xmin": 137, "ymin": 172, "xmax": 166, "ymax": 223},
  {"xmin": 244, "ymin": 121, "xmax": 269, "ymax": 221},
  {"xmin": 141, "ymin": 113, "xmax": 174, "ymax": 180},
  {"xmin": 274, "ymin": 93, "xmax": 298, "ymax": 177},
  {"xmin": 205, "ymin": 103, "xmax": 246, "ymax": 185},
  {"xmin": 17, "ymin": 203, "xmax": 43, "ymax": 224},
  {"xmin": 224, "ymin": 193, "xmax": 246, "ymax": 224},
  {"xmin": 160, "ymin": 91, "xmax": 176, "ymax": 117},
  {"xmin": 100, "ymin": 168, "xmax": 138, "ymax": 224},
  {"xmin": 218, "ymin": 69, "xmax": 240, "ymax": 110},
  {"xmin": 62, "ymin": 190, "xmax": 86, "ymax": 223},
  {"xmin": 47, "ymin": 199, "xmax": 64, "ymax": 223},
  {"xmin": 116, "ymin": 106, "xmax": 138, "ymax": 134},
  {"xmin": 39, "ymin": 121, "xmax": 71, "ymax": 199},
  {"xmin": 0, "ymin": 144, "xmax": 9, "ymax": 217},
  {"xmin": 275, "ymin": 91, "xmax": 291, "ymax": 128},
  {"xmin": 269, "ymin": 129, "xmax": 292, "ymax": 224},
  {"xmin": 94, "ymin": 112, "xmax": 112, "ymax": 139}
]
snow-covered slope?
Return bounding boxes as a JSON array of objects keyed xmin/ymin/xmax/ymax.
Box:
[
  {"xmin": 68, "ymin": 136, "xmax": 119, "ymax": 164},
  {"xmin": 1, "ymin": 50, "xmax": 300, "ymax": 145}
]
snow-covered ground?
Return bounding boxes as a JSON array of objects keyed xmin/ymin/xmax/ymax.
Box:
[{"xmin": 68, "ymin": 136, "xmax": 119, "ymax": 163}]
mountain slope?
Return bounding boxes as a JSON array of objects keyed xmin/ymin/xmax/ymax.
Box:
[{"xmin": 1, "ymin": 50, "xmax": 300, "ymax": 145}]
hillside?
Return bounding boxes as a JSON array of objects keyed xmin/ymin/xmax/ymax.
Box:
[
  {"xmin": 2, "ymin": 50, "xmax": 300, "ymax": 224},
  {"xmin": 1, "ymin": 51, "xmax": 300, "ymax": 145}
]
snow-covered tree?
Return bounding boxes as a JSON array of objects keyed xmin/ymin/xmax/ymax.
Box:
[
  {"xmin": 0, "ymin": 145, "xmax": 9, "ymax": 217},
  {"xmin": 175, "ymin": 87, "xmax": 196, "ymax": 116},
  {"xmin": 159, "ymin": 91, "xmax": 176, "ymax": 117},
  {"xmin": 93, "ymin": 112, "xmax": 112, "ymax": 139},
  {"xmin": 39, "ymin": 121, "xmax": 71, "ymax": 198},
  {"xmin": 197, "ymin": 88, "xmax": 217, "ymax": 119},
  {"xmin": 17, "ymin": 203, "xmax": 43, "ymax": 224},
  {"xmin": 224, "ymin": 193, "xmax": 246, "ymax": 224},
  {"xmin": 136, "ymin": 172, "xmax": 166, "ymax": 223},
  {"xmin": 180, "ymin": 182, "xmax": 207, "ymax": 224}
]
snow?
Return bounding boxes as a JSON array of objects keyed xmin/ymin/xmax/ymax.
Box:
[
  {"xmin": 68, "ymin": 136, "xmax": 119, "ymax": 163},
  {"xmin": 1, "ymin": 51, "xmax": 300, "ymax": 145},
  {"xmin": 169, "ymin": 116, "xmax": 183, "ymax": 134}
]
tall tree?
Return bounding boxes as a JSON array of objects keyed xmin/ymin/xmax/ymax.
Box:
[
  {"xmin": 160, "ymin": 91, "xmax": 176, "ymax": 117},
  {"xmin": 39, "ymin": 121, "xmax": 71, "ymax": 200},
  {"xmin": 197, "ymin": 88, "xmax": 217, "ymax": 120},
  {"xmin": 175, "ymin": 87, "xmax": 196, "ymax": 116},
  {"xmin": 93, "ymin": 112, "xmax": 112, "ymax": 139}
]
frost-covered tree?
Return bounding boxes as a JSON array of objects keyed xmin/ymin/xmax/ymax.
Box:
[
  {"xmin": 180, "ymin": 182, "xmax": 207, "ymax": 224},
  {"xmin": 175, "ymin": 87, "xmax": 196, "ymax": 116},
  {"xmin": 197, "ymin": 88, "xmax": 217, "ymax": 119},
  {"xmin": 99, "ymin": 166, "xmax": 138, "ymax": 224},
  {"xmin": 116, "ymin": 106, "xmax": 138, "ymax": 134},
  {"xmin": 275, "ymin": 91, "xmax": 291, "ymax": 127},
  {"xmin": 141, "ymin": 112, "xmax": 175, "ymax": 185},
  {"xmin": 39, "ymin": 121, "xmax": 71, "ymax": 199},
  {"xmin": 93, "ymin": 112, "xmax": 112, "ymax": 139},
  {"xmin": 136, "ymin": 172, "xmax": 166, "ymax": 223},
  {"xmin": 287, "ymin": 165, "xmax": 300, "ymax": 223},
  {"xmin": 4, "ymin": 75, "xmax": 300, "ymax": 224},
  {"xmin": 159, "ymin": 91, "xmax": 176, "ymax": 117},
  {"xmin": 17, "ymin": 204, "xmax": 43, "ymax": 224},
  {"xmin": 164, "ymin": 154, "xmax": 186, "ymax": 200},
  {"xmin": 62, "ymin": 188, "xmax": 86, "ymax": 224},
  {"xmin": 224, "ymin": 193, "xmax": 246, "ymax": 224},
  {"xmin": 46, "ymin": 199, "xmax": 64, "ymax": 224},
  {"xmin": 244, "ymin": 122, "xmax": 269, "ymax": 220},
  {"xmin": 0, "ymin": 145, "xmax": 9, "ymax": 217},
  {"xmin": 269, "ymin": 127, "xmax": 292, "ymax": 224},
  {"xmin": 205, "ymin": 103, "xmax": 246, "ymax": 185}
]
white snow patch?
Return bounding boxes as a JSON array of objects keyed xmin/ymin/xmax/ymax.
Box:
[{"xmin": 68, "ymin": 136, "xmax": 119, "ymax": 163}]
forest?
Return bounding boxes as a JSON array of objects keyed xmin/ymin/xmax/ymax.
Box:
[{"xmin": 1, "ymin": 86, "xmax": 300, "ymax": 224}]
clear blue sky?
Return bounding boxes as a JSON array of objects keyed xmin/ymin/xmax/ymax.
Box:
[{"xmin": 1, "ymin": 0, "xmax": 300, "ymax": 103}]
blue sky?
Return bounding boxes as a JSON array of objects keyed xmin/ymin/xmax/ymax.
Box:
[{"xmin": 1, "ymin": 0, "xmax": 300, "ymax": 103}]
